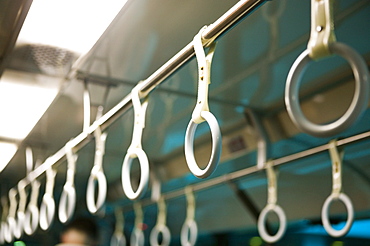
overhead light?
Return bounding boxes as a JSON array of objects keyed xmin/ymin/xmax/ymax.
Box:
[
  {"xmin": 16, "ymin": 0, "xmax": 128, "ymax": 54},
  {"xmin": 0, "ymin": 142, "xmax": 18, "ymax": 172},
  {"xmin": 0, "ymin": 0, "xmax": 127, "ymax": 172},
  {"xmin": 0, "ymin": 70, "xmax": 59, "ymax": 140}
]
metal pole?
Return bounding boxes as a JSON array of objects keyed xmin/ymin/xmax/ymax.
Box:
[
  {"xmin": 131, "ymin": 130, "xmax": 370, "ymax": 209},
  {"xmin": 22, "ymin": 0, "xmax": 268, "ymax": 186},
  {"xmin": 140, "ymin": 0, "xmax": 266, "ymax": 94}
]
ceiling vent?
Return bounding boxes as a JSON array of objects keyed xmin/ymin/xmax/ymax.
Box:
[{"xmin": 7, "ymin": 44, "xmax": 78, "ymax": 77}]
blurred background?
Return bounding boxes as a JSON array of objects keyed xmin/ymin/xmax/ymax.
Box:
[{"xmin": 0, "ymin": 0, "xmax": 369, "ymax": 245}]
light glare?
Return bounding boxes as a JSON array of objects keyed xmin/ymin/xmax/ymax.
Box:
[
  {"xmin": 0, "ymin": 72, "xmax": 59, "ymax": 140},
  {"xmin": 17, "ymin": 0, "xmax": 128, "ymax": 54},
  {"xmin": 0, "ymin": 142, "xmax": 18, "ymax": 172}
]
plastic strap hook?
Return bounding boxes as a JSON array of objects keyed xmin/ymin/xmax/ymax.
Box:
[
  {"xmin": 86, "ymin": 126, "xmax": 108, "ymax": 214},
  {"xmin": 321, "ymin": 140, "xmax": 354, "ymax": 237},
  {"xmin": 59, "ymin": 141, "xmax": 78, "ymax": 223},
  {"xmin": 307, "ymin": 0, "xmax": 336, "ymax": 59},
  {"xmin": 184, "ymin": 26, "xmax": 222, "ymax": 179},
  {"xmin": 181, "ymin": 187, "xmax": 198, "ymax": 246},
  {"xmin": 110, "ymin": 208, "xmax": 126, "ymax": 246},
  {"xmin": 131, "ymin": 202, "xmax": 144, "ymax": 246},
  {"xmin": 39, "ymin": 167, "xmax": 56, "ymax": 231},
  {"xmin": 257, "ymin": 161, "xmax": 286, "ymax": 243},
  {"xmin": 121, "ymin": 83, "xmax": 150, "ymax": 200}
]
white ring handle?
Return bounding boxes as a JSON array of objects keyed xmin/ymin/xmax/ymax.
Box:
[
  {"xmin": 181, "ymin": 186, "xmax": 198, "ymax": 246},
  {"xmin": 0, "ymin": 223, "xmax": 4, "ymax": 244},
  {"xmin": 180, "ymin": 219, "xmax": 198, "ymax": 246},
  {"xmin": 58, "ymin": 183, "xmax": 76, "ymax": 224},
  {"xmin": 150, "ymin": 224, "xmax": 171, "ymax": 246},
  {"xmin": 24, "ymin": 180, "xmax": 40, "ymax": 235},
  {"xmin": 257, "ymin": 204, "xmax": 287, "ymax": 243},
  {"xmin": 181, "ymin": 187, "xmax": 197, "ymax": 246},
  {"xmin": 6, "ymin": 188, "xmax": 17, "ymax": 242},
  {"xmin": 130, "ymin": 228, "xmax": 144, "ymax": 246},
  {"xmin": 24, "ymin": 204, "xmax": 39, "ymax": 235},
  {"xmin": 258, "ymin": 162, "xmax": 286, "ymax": 243},
  {"xmin": 87, "ymin": 130, "xmax": 107, "ymax": 214},
  {"xmin": 321, "ymin": 193, "xmax": 354, "ymax": 237},
  {"xmin": 5, "ymin": 217, "xmax": 16, "ymax": 243},
  {"xmin": 111, "ymin": 233, "xmax": 126, "ymax": 246},
  {"xmin": 185, "ymin": 111, "xmax": 222, "ymax": 178},
  {"xmin": 14, "ymin": 211, "xmax": 25, "ymax": 239},
  {"xmin": 0, "ymin": 197, "xmax": 9, "ymax": 244},
  {"xmin": 122, "ymin": 84, "xmax": 150, "ymax": 200},
  {"xmin": 14, "ymin": 180, "xmax": 27, "ymax": 239},
  {"xmin": 39, "ymin": 193, "xmax": 55, "ymax": 231},
  {"xmin": 59, "ymin": 142, "xmax": 77, "ymax": 223},
  {"xmin": 150, "ymin": 197, "xmax": 171, "ymax": 246},
  {"xmin": 0, "ymin": 221, "xmax": 7, "ymax": 244},
  {"xmin": 130, "ymin": 202, "xmax": 144, "ymax": 246},
  {"xmin": 111, "ymin": 208, "xmax": 125, "ymax": 246},
  {"xmin": 321, "ymin": 140, "xmax": 354, "ymax": 237},
  {"xmin": 285, "ymin": 42, "xmax": 369, "ymax": 137},
  {"xmin": 185, "ymin": 26, "xmax": 221, "ymax": 179},
  {"xmin": 121, "ymin": 148, "xmax": 150, "ymax": 200},
  {"xmin": 86, "ymin": 166, "xmax": 107, "ymax": 214},
  {"xmin": 39, "ymin": 167, "xmax": 56, "ymax": 231}
]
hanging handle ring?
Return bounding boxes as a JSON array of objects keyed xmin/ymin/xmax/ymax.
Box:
[
  {"xmin": 0, "ymin": 223, "xmax": 4, "ymax": 245},
  {"xmin": 111, "ymin": 233, "xmax": 126, "ymax": 246},
  {"xmin": 131, "ymin": 228, "xmax": 144, "ymax": 246},
  {"xmin": 121, "ymin": 84, "xmax": 150, "ymax": 200},
  {"xmin": 110, "ymin": 208, "xmax": 126, "ymax": 246},
  {"xmin": 130, "ymin": 203, "xmax": 144, "ymax": 246},
  {"xmin": 0, "ymin": 197, "xmax": 9, "ymax": 244},
  {"xmin": 24, "ymin": 179, "xmax": 40, "ymax": 235},
  {"xmin": 17, "ymin": 147, "xmax": 33, "ymax": 237},
  {"xmin": 14, "ymin": 180, "xmax": 27, "ymax": 239},
  {"xmin": 321, "ymin": 140, "xmax": 354, "ymax": 237},
  {"xmin": 5, "ymin": 188, "xmax": 17, "ymax": 243},
  {"xmin": 39, "ymin": 167, "xmax": 56, "ymax": 231},
  {"xmin": 24, "ymin": 148, "xmax": 40, "ymax": 235},
  {"xmin": 181, "ymin": 187, "xmax": 198, "ymax": 246},
  {"xmin": 185, "ymin": 26, "xmax": 222, "ymax": 179},
  {"xmin": 285, "ymin": 0, "xmax": 369, "ymax": 138},
  {"xmin": 87, "ymin": 128, "xmax": 108, "ymax": 214},
  {"xmin": 59, "ymin": 141, "xmax": 77, "ymax": 223},
  {"xmin": 150, "ymin": 197, "xmax": 171, "ymax": 246},
  {"xmin": 258, "ymin": 161, "xmax": 287, "ymax": 243}
]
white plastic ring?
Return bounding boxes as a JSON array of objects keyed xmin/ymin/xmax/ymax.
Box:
[
  {"xmin": 285, "ymin": 42, "xmax": 369, "ymax": 137},
  {"xmin": 185, "ymin": 111, "xmax": 222, "ymax": 178},
  {"xmin": 5, "ymin": 217, "xmax": 16, "ymax": 243},
  {"xmin": 321, "ymin": 193, "xmax": 354, "ymax": 237},
  {"xmin": 58, "ymin": 184, "xmax": 76, "ymax": 223},
  {"xmin": 180, "ymin": 220, "xmax": 197, "ymax": 246},
  {"xmin": 121, "ymin": 148, "xmax": 149, "ymax": 200},
  {"xmin": 0, "ymin": 221, "xmax": 6, "ymax": 244},
  {"xmin": 130, "ymin": 229, "xmax": 144, "ymax": 246},
  {"xmin": 86, "ymin": 167, "xmax": 107, "ymax": 214},
  {"xmin": 24, "ymin": 204, "xmax": 39, "ymax": 235},
  {"xmin": 257, "ymin": 204, "xmax": 286, "ymax": 243},
  {"xmin": 150, "ymin": 224, "xmax": 171, "ymax": 246},
  {"xmin": 39, "ymin": 193, "xmax": 55, "ymax": 231},
  {"xmin": 0, "ymin": 222, "xmax": 4, "ymax": 244},
  {"xmin": 111, "ymin": 233, "xmax": 126, "ymax": 246},
  {"xmin": 14, "ymin": 211, "xmax": 25, "ymax": 239}
]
